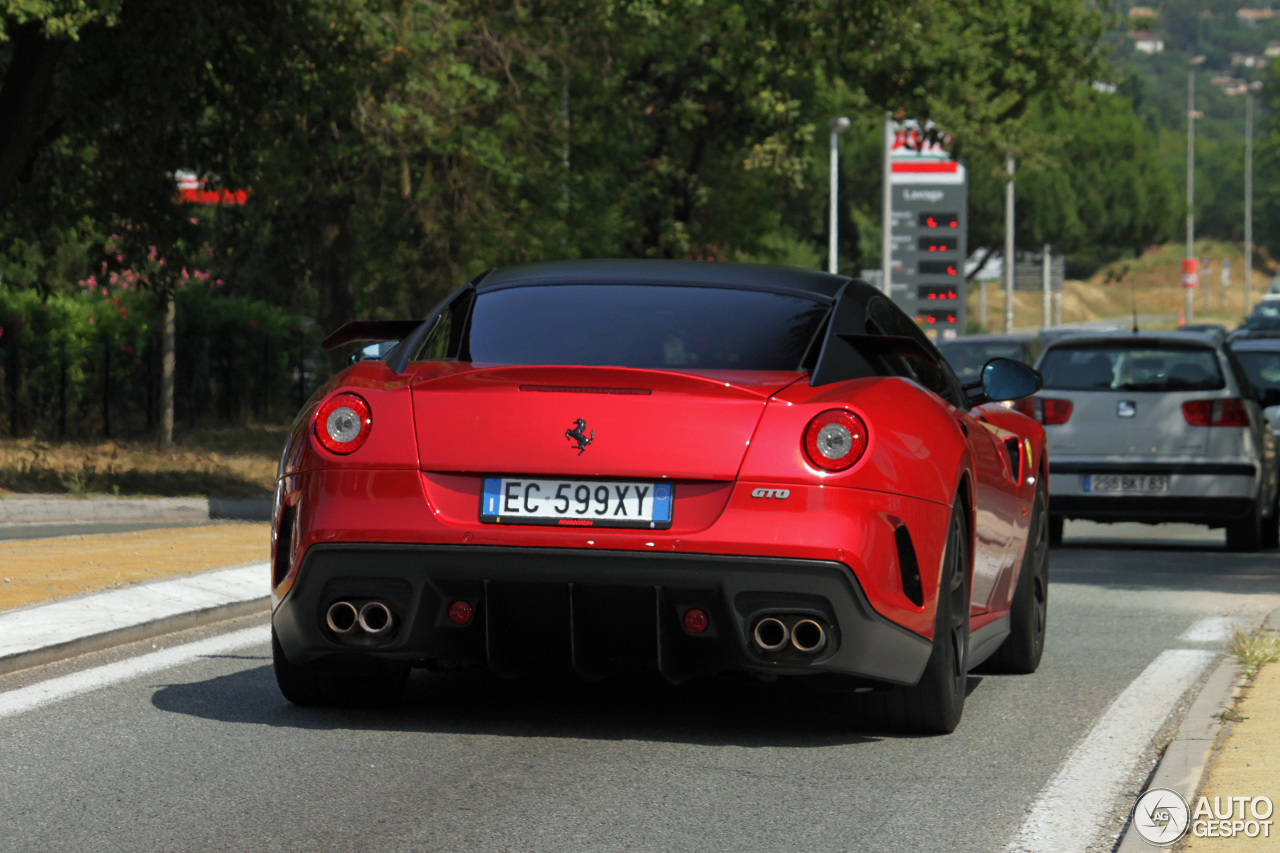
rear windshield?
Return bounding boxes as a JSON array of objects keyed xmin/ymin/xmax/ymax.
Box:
[
  {"xmin": 1234, "ymin": 349, "xmax": 1280, "ymax": 391},
  {"xmin": 464, "ymin": 284, "xmax": 828, "ymax": 370},
  {"xmin": 937, "ymin": 341, "xmax": 1029, "ymax": 382},
  {"xmin": 1039, "ymin": 345, "xmax": 1225, "ymax": 392}
]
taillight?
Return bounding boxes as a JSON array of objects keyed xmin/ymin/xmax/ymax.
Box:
[
  {"xmin": 314, "ymin": 392, "xmax": 372, "ymax": 454},
  {"xmin": 1012, "ymin": 397, "xmax": 1073, "ymax": 425},
  {"xmin": 1183, "ymin": 398, "xmax": 1249, "ymax": 427},
  {"xmin": 803, "ymin": 410, "xmax": 868, "ymax": 472}
]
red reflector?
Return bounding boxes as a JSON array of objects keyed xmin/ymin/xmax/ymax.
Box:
[
  {"xmin": 447, "ymin": 600, "xmax": 474, "ymax": 626},
  {"xmin": 1183, "ymin": 398, "xmax": 1249, "ymax": 427},
  {"xmin": 682, "ymin": 608, "xmax": 710, "ymax": 634}
]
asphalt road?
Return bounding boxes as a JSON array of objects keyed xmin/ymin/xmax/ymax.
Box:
[{"xmin": 1, "ymin": 521, "xmax": 1277, "ymax": 853}]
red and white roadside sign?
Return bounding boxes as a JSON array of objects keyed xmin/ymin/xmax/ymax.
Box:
[
  {"xmin": 890, "ymin": 120, "xmax": 966, "ymax": 186},
  {"xmin": 1182, "ymin": 258, "xmax": 1199, "ymax": 290}
]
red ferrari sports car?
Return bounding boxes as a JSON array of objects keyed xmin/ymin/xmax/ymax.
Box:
[{"xmin": 270, "ymin": 260, "xmax": 1049, "ymax": 733}]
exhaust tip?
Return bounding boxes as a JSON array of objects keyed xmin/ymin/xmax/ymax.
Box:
[
  {"xmin": 752, "ymin": 617, "xmax": 789, "ymax": 652},
  {"xmin": 326, "ymin": 601, "xmax": 358, "ymax": 634},
  {"xmin": 358, "ymin": 600, "xmax": 394, "ymax": 635},
  {"xmin": 791, "ymin": 619, "xmax": 827, "ymax": 654}
]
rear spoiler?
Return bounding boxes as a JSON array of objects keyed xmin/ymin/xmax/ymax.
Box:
[{"xmin": 321, "ymin": 320, "xmax": 425, "ymax": 351}]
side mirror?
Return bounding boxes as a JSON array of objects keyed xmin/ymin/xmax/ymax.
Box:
[
  {"xmin": 981, "ymin": 357, "xmax": 1042, "ymax": 403},
  {"xmin": 1259, "ymin": 387, "xmax": 1280, "ymax": 409}
]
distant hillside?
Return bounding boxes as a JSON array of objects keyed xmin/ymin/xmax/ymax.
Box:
[{"xmin": 967, "ymin": 241, "xmax": 1269, "ymax": 331}]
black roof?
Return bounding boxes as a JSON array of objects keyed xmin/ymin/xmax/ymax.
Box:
[
  {"xmin": 1041, "ymin": 330, "xmax": 1222, "ymax": 351},
  {"xmin": 475, "ymin": 259, "xmax": 860, "ymax": 303}
]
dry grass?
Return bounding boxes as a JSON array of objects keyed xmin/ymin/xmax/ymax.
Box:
[
  {"xmin": 968, "ymin": 240, "xmax": 1268, "ymax": 332},
  {"xmin": 0, "ymin": 423, "xmax": 287, "ymax": 498},
  {"xmin": 1228, "ymin": 627, "xmax": 1280, "ymax": 681}
]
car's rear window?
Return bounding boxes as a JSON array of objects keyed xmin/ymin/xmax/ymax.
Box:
[
  {"xmin": 1234, "ymin": 349, "xmax": 1280, "ymax": 391},
  {"xmin": 1039, "ymin": 345, "xmax": 1225, "ymax": 392},
  {"xmin": 464, "ymin": 284, "xmax": 829, "ymax": 370}
]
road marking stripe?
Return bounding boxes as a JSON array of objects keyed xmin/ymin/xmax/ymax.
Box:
[
  {"xmin": 1005, "ymin": 648, "xmax": 1219, "ymax": 853},
  {"xmin": 1179, "ymin": 616, "xmax": 1235, "ymax": 644},
  {"xmin": 0, "ymin": 625, "xmax": 269, "ymax": 719}
]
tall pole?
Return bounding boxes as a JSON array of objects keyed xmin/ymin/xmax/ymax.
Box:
[
  {"xmin": 827, "ymin": 116, "xmax": 850, "ymax": 275},
  {"xmin": 1004, "ymin": 150, "xmax": 1016, "ymax": 333},
  {"xmin": 1246, "ymin": 88, "xmax": 1255, "ymax": 314},
  {"xmin": 1186, "ymin": 61, "xmax": 1199, "ymax": 324},
  {"xmin": 881, "ymin": 112, "xmax": 893, "ymax": 295},
  {"xmin": 1042, "ymin": 243, "xmax": 1052, "ymax": 329}
]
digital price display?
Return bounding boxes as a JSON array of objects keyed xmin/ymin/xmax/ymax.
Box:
[
  {"xmin": 918, "ymin": 236, "xmax": 958, "ymax": 253},
  {"xmin": 915, "ymin": 310, "xmax": 959, "ymax": 326},
  {"xmin": 917, "ymin": 212, "xmax": 959, "ymax": 229},
  {"xmin": 918, "ymin": 261, "xmax": 959, "ymax": 276},
  {"xmin": 918, "ymin": 285, "xmax": 959, "ymax": 301}
]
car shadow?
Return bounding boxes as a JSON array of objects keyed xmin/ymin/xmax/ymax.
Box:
[{"xmin": 150, "ymin": 662, "xmax": 979, "ymax": 746}]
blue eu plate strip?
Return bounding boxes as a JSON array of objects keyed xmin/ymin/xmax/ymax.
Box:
[
  {"xmin": 482, "ymin": 478, "xmax": 502, "ymax": 516},
  {"xmin": 652, "ymin": 484, "xmax": 672, "ymax": 523}
]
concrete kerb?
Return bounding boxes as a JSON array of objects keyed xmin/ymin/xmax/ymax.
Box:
[
  {"xmin": 1114, "ymin": 608, "xmax": 1280, "ymax": 852},
  {"xmin": 0, "ymin": 494, "xmax": 271, "ymax": 524},
  {"xmin": 0, "ymin": 561, "xmax": 271, "ymax": 677}
]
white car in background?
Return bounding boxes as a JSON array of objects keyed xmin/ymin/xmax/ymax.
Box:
[{"xmin": 1018, "ymin": 331, "xmax": 1279, "ymax": 551}]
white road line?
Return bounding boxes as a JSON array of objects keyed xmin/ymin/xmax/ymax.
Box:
[
  {"xmin": 1005, "ymin": 649, "xmax": 1219, "ymax": 853},
  {"xmin": 1178, "ymin": 616, "xmax": 1235, "ymax": 644},
  {"xmin": 0, "ymin": 625, "xmax": 269, "ymax": 719}
]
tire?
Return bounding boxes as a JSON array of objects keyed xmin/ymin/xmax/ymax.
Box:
[
  {"xmin": 1226, "ymin": 499, "xmax": 1262, "ymax": 553},
  {"xmin": 849, "ymin": 502, "xmax": 970, "ymax": 734},
  {"xmin": 1048, "ymin": 515, "xmax": 1064, "ymax": 547},
  {"xmin": 272, "ymin": 628, "xmax": 409, "ymax": 708},
  {"xmin": 986, "ymin": 482, "xmax": 1049, "ymax": 674}
]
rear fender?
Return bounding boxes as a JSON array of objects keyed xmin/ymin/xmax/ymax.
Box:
[
  {"xmin": 743, "ymin": 376, "xmax": 971, "ymax": 507},
  {"xmin": 279, "ymin": 361, "xmax": 422, "ymax": 478}
]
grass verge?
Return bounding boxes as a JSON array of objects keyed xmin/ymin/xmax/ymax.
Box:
[{"xmin": 0, "ymin": 424, "xmax": 287, "ymax": 499}]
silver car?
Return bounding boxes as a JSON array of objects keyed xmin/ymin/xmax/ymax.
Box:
[{"xmin": 1018, "ymin": 332, "xmax": 1279, "ymax": 551}]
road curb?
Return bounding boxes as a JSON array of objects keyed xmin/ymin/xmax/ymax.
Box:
[
  {"xmin": 0, "ymin": 495, "xmax": 271, "ymax": 524},
  {"xmin": 1114, "ymin": 609, "xmax": 1280, "ymax": 852},
  {"xmin": 0, "ymin": 562, "xmax": 270, "ymax": 677},
  {"xmin": 0, "ymin": 597, "xmax": 270, "ymax": 677}
]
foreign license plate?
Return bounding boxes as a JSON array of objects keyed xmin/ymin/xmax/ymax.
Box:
[
  {"xmin": 481, "ymin": 477, "xmax": 673, "ymax": 529},
  {"xmin": 1083, "ymin": 474, "xmax": 1169, "ymax": 494}
]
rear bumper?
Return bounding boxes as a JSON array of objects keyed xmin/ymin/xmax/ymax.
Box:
[
  {"xmin": 272, "ymin": 544, "xmax": 933, "ymax": 686},
  {"xmin": 1047, "ymin": 459, "xmax": 1258, "ymax": 526},
  {"xmin": 1049, "ymin": 495, "xmax": 1256, "ymax": 526}
]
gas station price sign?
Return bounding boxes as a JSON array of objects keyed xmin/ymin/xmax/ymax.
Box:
[{"xmin": 885, "ymin": 120, "xmax": 967, "ymax": 341}]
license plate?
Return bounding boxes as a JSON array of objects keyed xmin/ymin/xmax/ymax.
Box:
[
  {"xmin": 1083, "ymin": 474, "xmax": 1169, "ymax": 493},
  {"xmin": 480, "ymin": 477, "xmax": 673, "ymax": 529}
]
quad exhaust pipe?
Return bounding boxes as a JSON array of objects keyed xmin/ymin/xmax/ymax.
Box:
[
  {"xmin": 358, "ymin": 601, "xmax": 394, "ymax": 635},
  {"xmin": 752, "ymin": 617, "xmax": 789, "ymax": 652},
  {"xmin": 750, "ymin": 615, "xmax": 828, "ymax": 655},
  {"xmin": 326, "ymin": 601, "xmax": 358, "ymax": 634},
  {"xmin": 790, "ymin": 619, "xmax": 827, "ymax": 654},
  {"xmin": 326, "ymin": 600, "xmax": 395, "ymax": 637}
]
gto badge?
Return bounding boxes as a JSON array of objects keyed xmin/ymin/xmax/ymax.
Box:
[
  {"xmin": 565, "ymin": 418, "xmax": 594, "ymax": 455},
  {"xmin": 751, "ymin": 488, "xmax": 791, "ymax": 499}
]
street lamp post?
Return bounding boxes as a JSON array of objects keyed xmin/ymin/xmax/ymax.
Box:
[
  {"xmin": 1186, "ymin": 56, "xmax": 1205, "ymax": 324},
  {"xmin": 828, "ymin": 116, "xmax": 851, "ymax": 275},
  {"xmin": 1246, "ymin": 82, "xmax": 1258, "ymax": 314}
]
